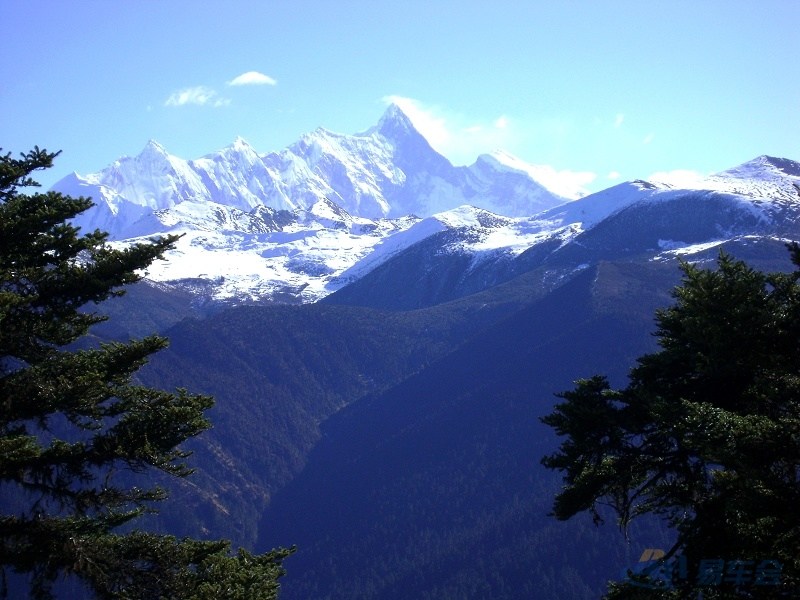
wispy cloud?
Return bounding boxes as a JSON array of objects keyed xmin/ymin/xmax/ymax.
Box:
[
  {"xmin": 607, "ymin": 170, "xmax": 621, "ymax": 180},
  {"xmin": 163, "ymin": 71, "xmax": 274, "ymax": 108},
  {"xmin": 521, "ymin": 163, "xmax": 596, "ymax": 199},
  {"xmin": 383, "ymin": 96, "xmax": 452, "ymax": 150},
  {"xmin": 228, "ymin": 71, "xmax": 277, "ymax": 86},
  {"xmin": 164, "ymin": 86, "xmax": 229, "ymax": 108},
  {"xmin": 643, "ymin": 132, "xmax": 655, "ymax": 144},
  {"xmin": 382, "ymin": 96, "xmax": 595, "ymax": 198},
  {"xmin": 382, "ymin": 96, "xmax": 517, "ymax": 165},
  {"xmin": 614, "ymin": 113, "xmax": 625, "ymax": 128}
]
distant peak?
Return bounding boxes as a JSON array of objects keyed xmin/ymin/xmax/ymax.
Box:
[
  {"xmin": 303, "ymin": 127, "xmax": 338, "ymax": 141},
  {"xmin": 381, "ymin": 102, "xmax": 409, "ymax": 121},
  {"xmin": 761, "ymin": 155, "xmax": 800, "ymax": 177},
  {"xmin": 228, "ymin": 136, "xmax": 256, "ymax": 152},
  {"xmin": 140, "ymin": 139, "xmax": 169, "ymax": 157},
  {"xmin": 731, "ymin": 155, "xmax": 779, "ymax": 170},
  {"xmin": 718, "ymin": 155, "xmax": 800, "ymax": 180},
  {"xmin": 475, "ymin": 151, "xmax": 589, "ymax": 200},
  {"xmin": 374, "ymin": 103, "xmax": 418, "ymax": 139},
  {"xmin": 482, "ymin": 150, "xmax": 524, "ymax": 169}
]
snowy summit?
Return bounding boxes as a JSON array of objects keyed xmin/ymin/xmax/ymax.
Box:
[{"xmin": 50, "ymin": 107, "xmax": 800, "ymax": 306}]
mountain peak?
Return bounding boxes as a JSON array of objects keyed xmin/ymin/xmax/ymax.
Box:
[
  {"xmin": 225, "ymin": 136, "xmax": 258, "ymax": 155},
  {"xmin": 143, "ymin": 139, "xmax": 167, "ymax": 154},
  {"xmin": 481, "ymin": 150, "xmax": 528, "ymax": 172},
  {"xmin": 761, "ymin": 155, "xmax": 800, "ymax": 177},
  {"xmin": 136, "ymin": 139, "xmax": 171, "ymax": 163},
  {"xmin": 380, "ymin": 102, "xmax": 412, "ymax": 123},
  {"xmin": 716, "ymin": 155, "xmax": 800, "ymax": 181},
  {"xmin": 477, "ymin": 151, "xmax": 588, "ymax": 200},
  {"xmin": 374, "ymin": 103, "xmax": 418, "ymax": 139}
]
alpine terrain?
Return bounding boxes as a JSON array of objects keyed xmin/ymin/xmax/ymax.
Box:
[
  {"xmin": 52, "ymin": 104, "xmax": 575, "ymax": 304},
  {"xmin": 37, "ymin": 106, "xmax": 800, "ymax": 598}
]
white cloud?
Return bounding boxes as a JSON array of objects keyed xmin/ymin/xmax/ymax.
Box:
[
  {"xmin": 383, "ymin": 96, "xmax": 519, "ymax": 165},
  {"xmin": 607, "ymin": 171, "xmax": 621, "ymax": 180},
  {"xmin": 380, "ymin": 96, "xmax": 595, "ymax": 197},
  {"xmin": 524, "ymin": 163, "xmax": 596, "ymax": 199},
  {"xmin": 648, "ymin": 169, "xmax": 707, "ymax": 188},
  {"xmin": 164, "ymin": 86, "xmax": 229, "ymax": 108},
  {"xmin": 643, "ymin": 132, "xmax": 655, "ymax": 144},
  {"xmin": 228, "ymin": 71, "xmax": 277, "ymax": 86},
  {"xmin": 614, "ymin": 113, "xmax": 624, "ymax": 128},
  {"xmin": 383, "ymin": 96, "xmax": 452, "ymax": 151},
  {"xmin": 490, "ymin": 151, "xmax": 595, "ymax": 199}
]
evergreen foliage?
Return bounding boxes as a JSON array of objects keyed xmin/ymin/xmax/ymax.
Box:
[
  {"xmin": 0, "ymin": 148, "xmax": 292, "ymax": 598},
  {"xmin": 542, "ymin": 250, "xmax": 800, "ymax": 598}
]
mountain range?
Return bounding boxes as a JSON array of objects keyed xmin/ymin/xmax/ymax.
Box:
[
  {"xmin": 43, "ymin": 107, "xmax": 800, "ymax": 599},
  {"xmin": 53, "ymin": 105, "xmax": 573, "ymax": 303},
  {"xmin": 52, "ymin": 105, "xmax": 800, "ymax": 308}
]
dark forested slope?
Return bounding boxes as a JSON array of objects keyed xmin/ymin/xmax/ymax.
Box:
[{"xmin": 258, "ymin": 260, "xmax": 680, "ymax": 599}]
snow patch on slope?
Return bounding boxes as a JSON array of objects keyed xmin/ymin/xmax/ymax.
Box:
[{"xmin": 126, "ymin": 214, "xmax": 419, "ymax": 303}]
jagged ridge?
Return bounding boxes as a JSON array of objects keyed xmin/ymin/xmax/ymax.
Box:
[{"xmin": 49, "ymin": 107, "xmax": 800, "ymax": 306}]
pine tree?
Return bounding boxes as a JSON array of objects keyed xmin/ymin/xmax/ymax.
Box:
[
  {"xmin": 0, "ymin": 147, "xmax": 292, "ymax": 598},
  {"xmin": 542, "ymin": 250, "xmax": 800, "ymax": 599}
]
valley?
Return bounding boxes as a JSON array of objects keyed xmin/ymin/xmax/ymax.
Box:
[{"xmin": 54, "ymin": 108, "xmax": 800, "ymax": 598}]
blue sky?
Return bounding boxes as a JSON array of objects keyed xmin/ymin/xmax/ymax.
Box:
[{"xmin": 2, "ymin": 0, "xmax": 799, "ymax": 193}]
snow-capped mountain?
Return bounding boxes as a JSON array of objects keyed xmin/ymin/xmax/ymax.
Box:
[
  {"xmin": 51, "ymin": 104, "xmax": 577, "ymax": 303},
  {"xmin": 55, "ymin": 104, "xmax": 570, "ymax": 239},
  {"xmin": 324, "ymin": 155, "xmax": 800, "ymax": 309},
  {"xmin": 50, "ymin": 100, "xmax": 800, "ymax": 307},
  {"xmin": 428, "ymin": 155, "xmax": 799, "ymax": 267}
]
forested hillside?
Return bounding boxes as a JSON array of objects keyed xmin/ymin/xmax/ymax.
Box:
[
  {"xmin": 128, "ymin": 289, "xmax": 539, "ymax": 545},
  {"xmin": 256, "ymin": 260, "xmax": 681, "ymax": 598}
]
